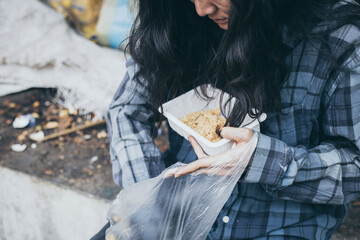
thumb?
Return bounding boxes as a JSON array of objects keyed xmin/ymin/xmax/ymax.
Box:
[{"xmin": 221, "ymin": 127, "xmax": 253, "ymax": 142}]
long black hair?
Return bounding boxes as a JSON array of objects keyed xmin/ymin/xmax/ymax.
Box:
[{"xmin": 127, "ymin": 0, "xmax": 360, "ymax": 128}]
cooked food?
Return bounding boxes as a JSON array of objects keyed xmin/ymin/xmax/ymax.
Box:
[{"xmin": 180, "ymin": 107, "xmax": 226, "ymax": 143}]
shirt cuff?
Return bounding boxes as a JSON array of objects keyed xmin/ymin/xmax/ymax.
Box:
[{"xmin": 242, "ymin": 132, "xmax": 292, "ymax": 187}]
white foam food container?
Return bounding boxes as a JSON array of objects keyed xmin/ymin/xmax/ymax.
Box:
[{"xmin": 159, "ymin": 85, "xmax": 266, "ymax": 156}]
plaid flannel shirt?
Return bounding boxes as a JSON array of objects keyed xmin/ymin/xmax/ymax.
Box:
[{"xmin": 106, "ymin": 22, "xmax": 360, "ymax": 239}]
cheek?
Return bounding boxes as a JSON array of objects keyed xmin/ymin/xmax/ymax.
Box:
[
  {"xmin": 218, "ymin": 0, "xmax": 231, "ymax": 15},
  {"xmin": 225, "ymin": 1, "xmax": 231, "ymax": 13}
]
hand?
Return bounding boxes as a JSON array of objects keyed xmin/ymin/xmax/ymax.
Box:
[{"xmin": 165, "ymin": 127, "xmax": 257, "ymax": 178}]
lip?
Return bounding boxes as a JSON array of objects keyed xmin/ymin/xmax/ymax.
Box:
[{"xmin": 211, "ymin": 18, "xmax": 228, "ymax": 25}]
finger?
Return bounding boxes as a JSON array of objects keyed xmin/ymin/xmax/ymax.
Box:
[
  {"xmin": 163, "ymin": 168, "xmax": 178, "ymax": 178},
  {"xmin": 195, "ymin": 166, "xmax": 234, "ymax": 176},
  {"xmin": 174, "ymin": 157, "xmax": 215, "ymax": 177},
  {"xmin": 188, "ymin": 136, "xmax": 207, "ymax": 159},
  {"xmin": 234, "ymin": 141, "xmax": 247, "ymax": 148},
  {"xmin": 221, "ymin": 127, "xmax": 253, "ymax": 143}
]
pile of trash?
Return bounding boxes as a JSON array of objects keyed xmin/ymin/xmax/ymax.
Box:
[
  {"xmin": 0, "ymin": 0, "xmax": 130, "ymax": 118},
  {"xmin": 1, "ymin": 89, "xmax": 107, "ymax": 153},
  {"xmin": 0, "ymin": 88, "xmax": 120, "ymax": 199}
]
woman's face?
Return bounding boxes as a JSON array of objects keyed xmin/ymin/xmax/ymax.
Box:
[{"xmin": 190, "ymin": 0, "xmax": 231, "ymax": 30}]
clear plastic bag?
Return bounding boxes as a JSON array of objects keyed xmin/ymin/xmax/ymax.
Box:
[{"xmin": 106, "ymin": 134, "xmax": 258, "ymax": 240}]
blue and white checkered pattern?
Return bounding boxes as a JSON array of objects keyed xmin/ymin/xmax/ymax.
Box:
[{"xmin": 106, "ymin": 23, "xmax": 360, "ymax": 239}]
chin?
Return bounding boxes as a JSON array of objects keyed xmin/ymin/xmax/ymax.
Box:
[{"xmin": 218, "ymin": 24, "xmax": 228, "ymax": 30}]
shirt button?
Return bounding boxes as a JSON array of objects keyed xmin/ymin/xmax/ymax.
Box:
[{"xmin": 222, "ymin": 216, "xmax": 229, "ymax": 223}]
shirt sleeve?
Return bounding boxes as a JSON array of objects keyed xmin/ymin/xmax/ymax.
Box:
[
  {"xmin": 105, "ymin": 59, "xmax": 165, "ymax": 188},
  {"xmin": 242, "ymin": 58, "xmax": 360, "ymax": 205}
]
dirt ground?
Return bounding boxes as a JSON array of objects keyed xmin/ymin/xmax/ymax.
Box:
[
  {"xmin": 0, "ymin": 88, "xmax": 169, "ymax": 200},
  {"xmin": 0, "ymin": 88, "xmax": 359, "ymax": 238},
  {"xmin": 0, "ymin": 88, "xmax": 120, "ymax": 199}
]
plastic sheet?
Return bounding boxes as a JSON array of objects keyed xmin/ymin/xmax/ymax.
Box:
[
  {"xmin": 106, "ymin": 134, "xmax": 258, "ymax": 240},
  {"xmin": 0, "ymin": 0, "xmax": 127, "ymax": 118}
]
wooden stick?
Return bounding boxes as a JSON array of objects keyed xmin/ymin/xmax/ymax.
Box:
[{"xmin": 40, "ymin": 119, "xmax": 106, "ymax": 142}]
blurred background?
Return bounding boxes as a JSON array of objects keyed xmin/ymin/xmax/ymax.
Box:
[{"xmin": 0, "ymin": 0, "xmax": 358, "ymax": 239}]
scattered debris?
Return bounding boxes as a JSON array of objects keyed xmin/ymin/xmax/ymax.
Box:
[
  {"xmin": 59, "ymin": 109, "xmax": 69, "ymax": 118},
  {"xmin": 44, "ymin": 121, "xmax": 59, "ymax": 129},
  {"xmin": 29, "ymin": 131, "xmax": 45, "ymax": 142},
  {"xmin": 26, "ymin": 114, "xmax": 36, "ymax": 127},
  {"xmin": 9, "ymin": 102, "xmax": 16, "ymax": 108},
  {"xmin": 84, "ymin": 134, "xmax": 92, "ymax": 140},
  {"xmin": 82, "ymin": 168, "xmax": 94, "ymax": 176},
  {"xmin": 32, "ymin": 101, "xmax": 40, "ymax": 108},
  {"xmin": 68, "ymin": 106, "xmax": 77, "ymax": 115},
  {"xmin": 38, "ymin": 119, "xmax": 106, "ymax": 142},
  {"xmin": 12, "ymin": 115, "xmax": 28, "ymax": 128},
  {"xmin": 96, "ymin": 130, "xmax": 108, "ymax": 139},
  {"xmin": 44, "ymin": 170, "xmax": 54, "ymax": 176},
  {"xmin": 11, "ymin": 144, "xmax": 27, "ymax": 152},
  {"xmin": 17, "ymin": 130, "xmax": 29, "ymax": 142},
  {"xmin": 12, "ymin": 114, "xmax": 36, "ymax": 128},
  {"xmin": 90, "ymin": 156, "xmax": 99, "ymax": 164},
  {"xmin": 0, "ymin": 89, "xmax": 144, "ymax": 200},
  {"xmin": 32, "ymin": 112, "xmax": 40, "ymax": 119},
  {"xmin": 58, "ymin": 116, "xmax": 72, "ymax": 131},
  {"xmin": 85, "ymin": 113, "xmax": 93, "ymax": 121}
]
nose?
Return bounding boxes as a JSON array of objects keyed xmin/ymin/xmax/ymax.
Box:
[{"xmin": 193, "ymin": 0, "xmax": 216, "ymax": 17}]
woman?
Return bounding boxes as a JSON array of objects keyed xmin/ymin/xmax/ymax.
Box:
[{"xmin": 94, "ymin": 0, "xmax": 360, "ymax": 239}]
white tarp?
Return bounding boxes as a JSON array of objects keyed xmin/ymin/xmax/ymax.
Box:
[{"xmin": 0, "ymin": 0, "xmax": 127, "ymax": 117}]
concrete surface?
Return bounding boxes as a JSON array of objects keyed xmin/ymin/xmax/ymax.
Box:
[{"xmin": 0, "ymin": 166, "xmax": 110, "ymax": 240}]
